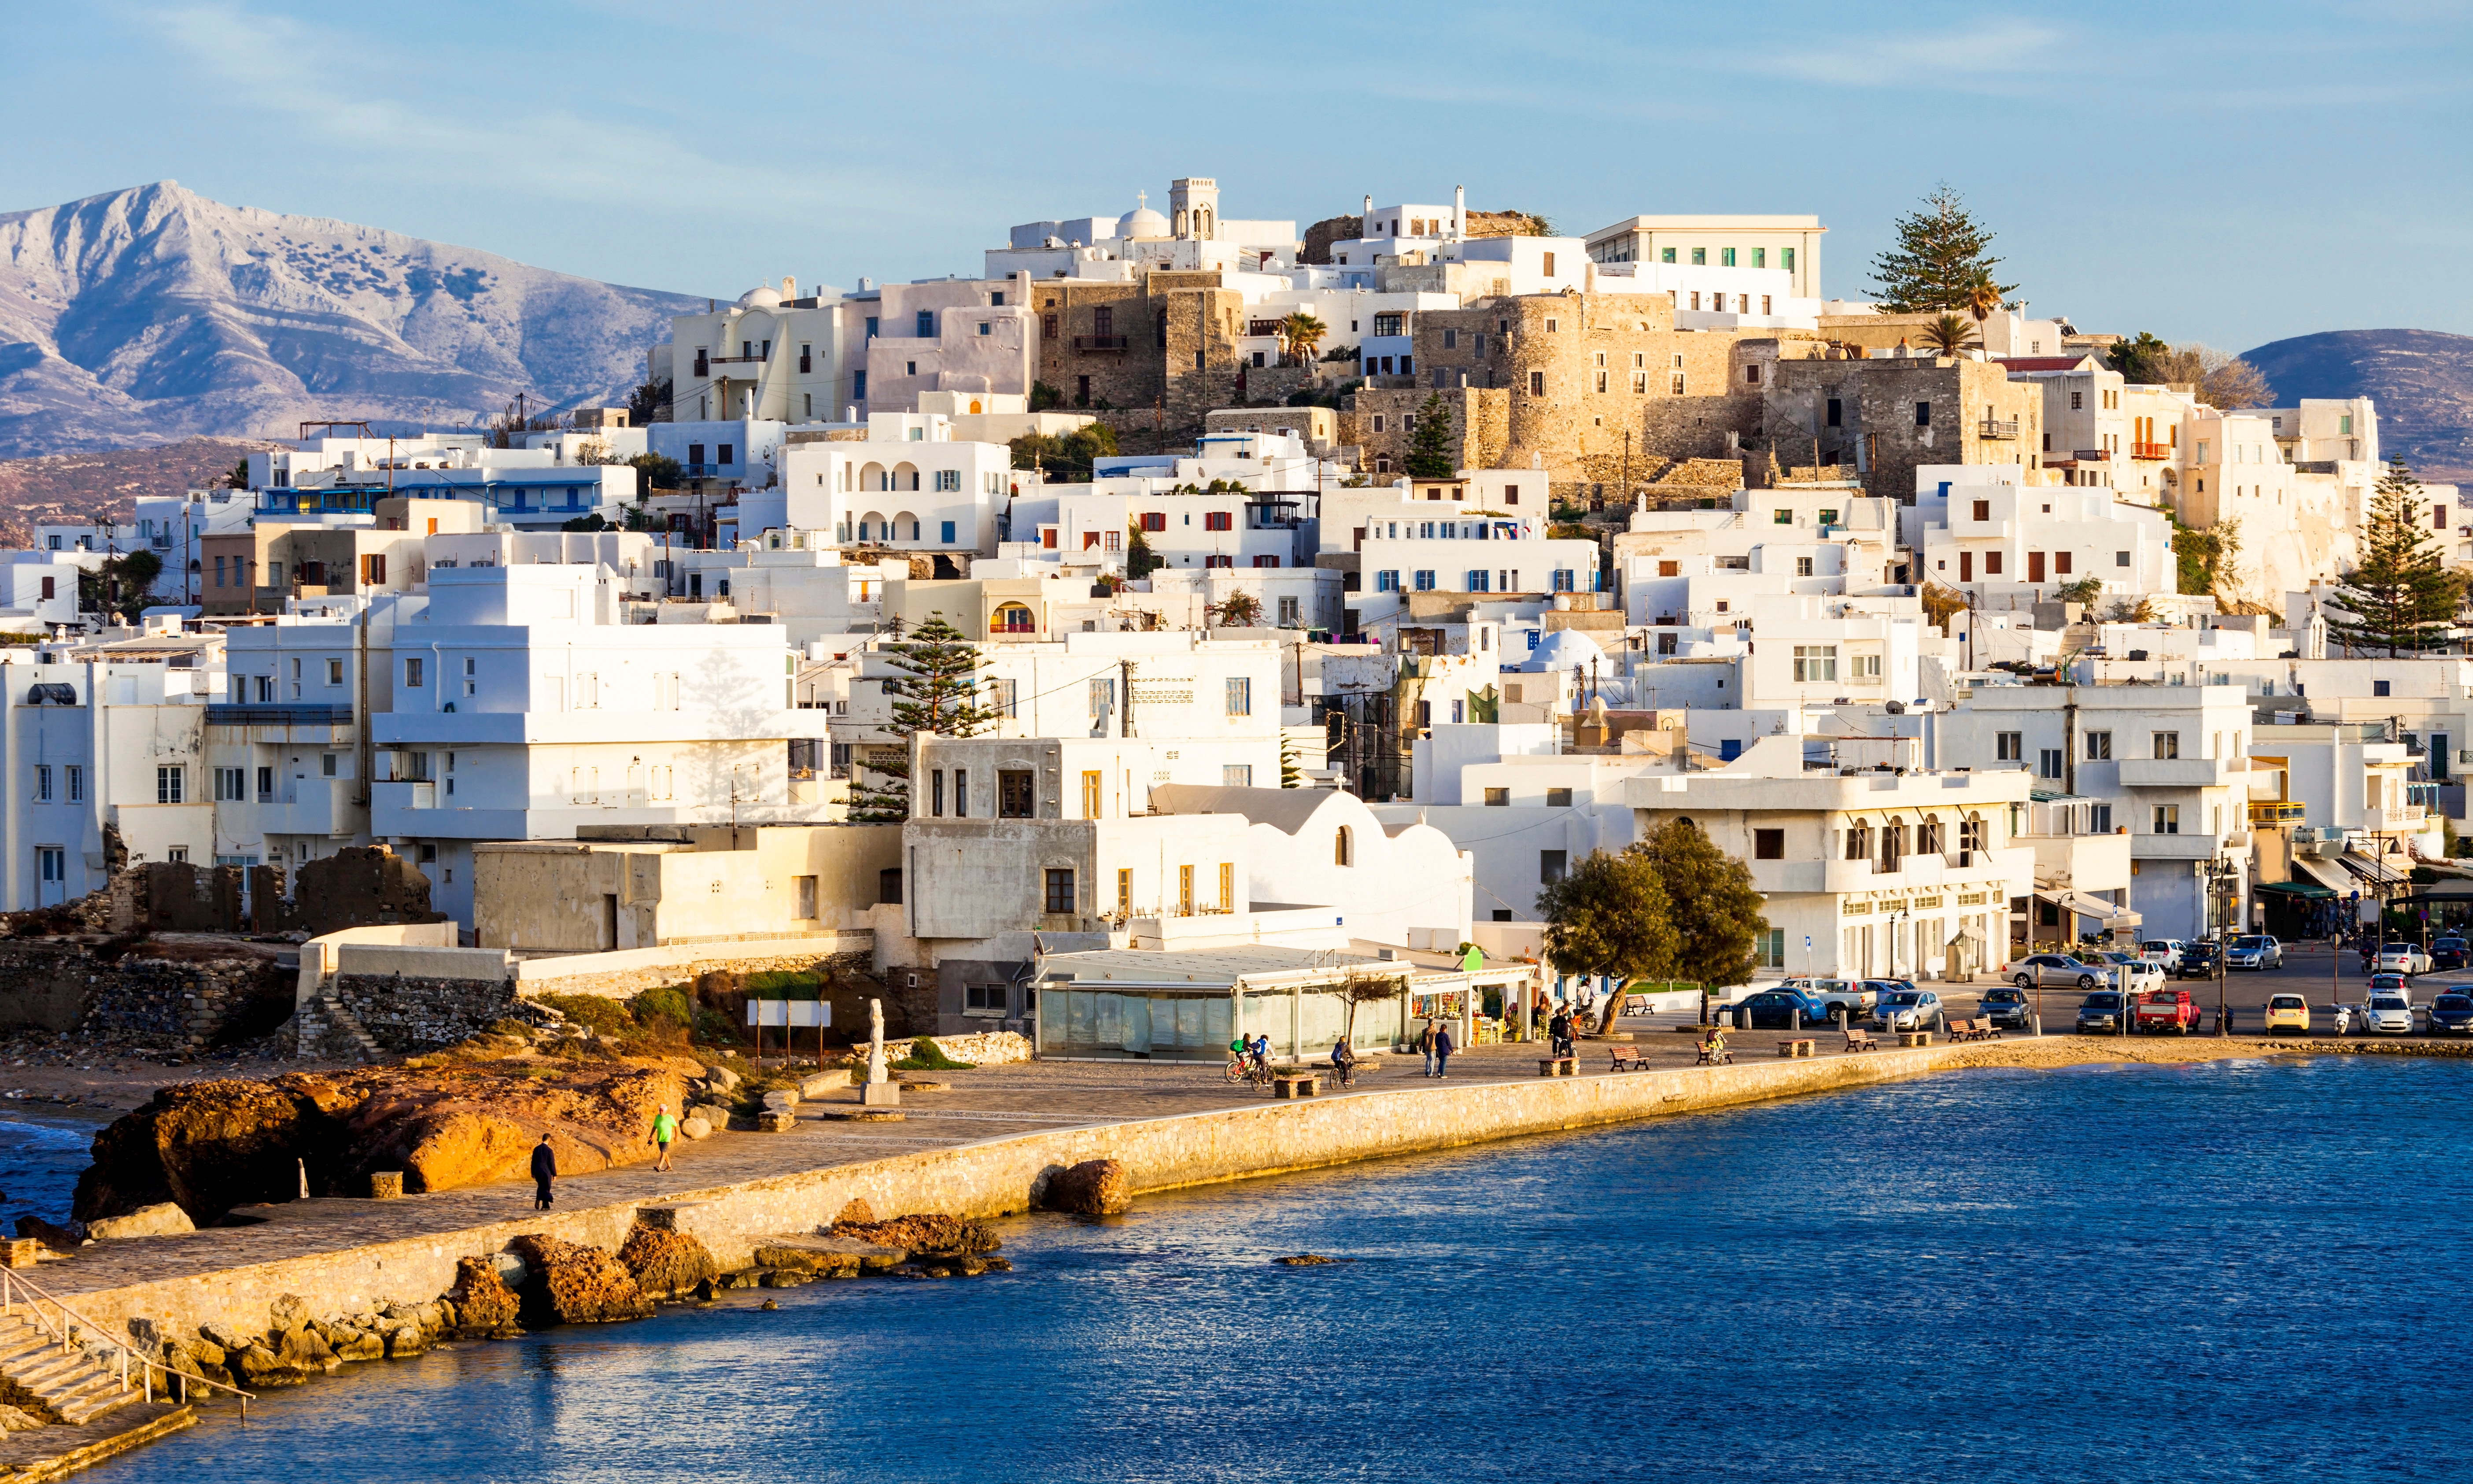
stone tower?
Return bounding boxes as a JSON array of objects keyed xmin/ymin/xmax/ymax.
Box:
[{"xmin": 1169, "ymin": 177, "xmax": 1219, "ymax": 241}]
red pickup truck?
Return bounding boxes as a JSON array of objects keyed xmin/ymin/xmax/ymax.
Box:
[{"xmin": 2134, "ymin": 987, "xmax": 2204, "ymax": 1034}]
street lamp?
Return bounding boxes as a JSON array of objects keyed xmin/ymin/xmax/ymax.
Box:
[{"xmin": 2202, "ymin": 857, "xmax": 2239, "ymax": 1035}]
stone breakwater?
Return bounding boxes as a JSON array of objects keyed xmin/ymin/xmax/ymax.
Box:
[{"xmin": 30, "ymin": 1037, "xmax": 2401, "ymax": 1356}]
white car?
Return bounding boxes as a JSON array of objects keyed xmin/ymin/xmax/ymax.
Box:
[
  {"xmin": 2096, "ymin": 953, "xmax": 2165, "ymax": 994},
  {"xmin": 2374, "ymin": 942, "xmax": 2433, "ymax": 976},
  {"xmin": 2359, "ymin": 991, "xmax": 2417, "ymax": 1034},
  {"xmin": 2139, "ymin": 940, "xmax": 2187, "ymax": 971}
]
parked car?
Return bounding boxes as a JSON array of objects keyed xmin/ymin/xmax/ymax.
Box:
[
  {"xmin": 2263, "ymin": 993, "xmax": 2311, "ymax": 1033},
  {"xmin": 2359, "ymin": 989, "xmax": 2416, "ymax": 1035},
  {"xmin": 2225, "ymin": 935, "xmax": 2284, "ymax": 970},
  {"xmin": 2429, "ymin": 991, "xmax": 2473, "ymax": 1035},
  {"xmin": 2139, "ymin": 940, "xmax": 2188, "ymax": 971},
  {"xmin": 1978, "ymin": 986, "xmax": 2034, "ymax": 1030},
  {"xmin": 2075, "ymin": 990, "xmax": 2129, "ymax": 1034},
  {"xmin": 1775, "ymin": 978, "xmax": 1879, "ymax": 1022},
  {"xmin": 1873, "ymin": 988, "xmax": 1944, "ymax": 1032},
  {"xmin": 2177, "ymin": 941, "xmax": 2221, "ymax": 979},
  {"xmin": 2097, "ymin": 952, "xmax": 2166, "ymax": 994},
  {"xmin": 2433, "ymin": 937, "xmax": 2470, "ymax": 972},
  {"xmin": 2014, "ymin": 954, "xmax": 2106, "ymax": 992},
  {"xmin": 2374, "ymin": 942, "xmax": 2433, "ymax": 976},
  {"xmin": 2134, "ymin": 986, "xmax": 2204, "ymax": 1034},
  {"xmin": 1736, "ymin": 988, "xmax": 1836, "ymax": 1030}
]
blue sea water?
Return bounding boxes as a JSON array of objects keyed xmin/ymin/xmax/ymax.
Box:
[
  {"xmin": 55, "ymin": 1056, "xmax": 2473, "ymax": 1482},
  {"xmin": 0, "ymin": 1112, "xmax": 92, "ymax": 1233}
]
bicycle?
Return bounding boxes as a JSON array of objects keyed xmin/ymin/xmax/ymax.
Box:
[
  {"xmin": 1225, "ymin": 1055, "xmax": 1278, "ymax": 1093},
  {"xmin": 1325, "ymin": 1058, "xmax": 1358, "ymax": 1090}
]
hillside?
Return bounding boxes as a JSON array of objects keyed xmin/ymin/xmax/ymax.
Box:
[
  {"xmin": 0, "ymin": 181, "xmax": 706, "ymax": 460},
  {"xmin": 0, "ymin": 436, "xmax": 277, "ymax": 546},
  {"xmin": 2240, "ymin": 329, "xmax": 2473, "ymax": 483}
]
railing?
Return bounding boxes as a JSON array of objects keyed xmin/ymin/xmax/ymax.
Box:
[
  {"xmin": 2248, "ymin": 801, "xmax": 2307, "ymax": 825},
  {"xmin": 706, "ymin": 355, "xmax": 765, "ymax": 369},
  {"xmin": 2, "ymin": 1265, "xmax": 257, "ymax": 1415},
  {"xmin": 1071, "ymin": 335, "xmax": 1128, "ymax": 352},
  {"xmin": 2071, "ymin": 449, "xmax": 2106, "ymax": 462},
  {"xmin": 2131, "ymin": 441, "xmax": 2173, "ymax": 460},
  {"xmin": 1978, "ymin": 418, "xmax": 2019, "ymax": 439},
  {"xmin": 206, "ymin": 703, "xmax": 354, "ymax": 727}
]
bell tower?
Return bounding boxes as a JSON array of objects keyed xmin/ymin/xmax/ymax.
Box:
[{"xmin": 1169, "ymin": 177, "xmax": 1219, "ymax": 241}]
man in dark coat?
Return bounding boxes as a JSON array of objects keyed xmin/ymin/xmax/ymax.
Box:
[{"xmin": 530, "ymin": 1133, "xmax": 557, "ymax": 1210}]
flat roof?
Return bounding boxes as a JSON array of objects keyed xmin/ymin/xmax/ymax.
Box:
[{"xmin": 1040, "ymin": 944, "xmax": 1386, "ymax": 988}]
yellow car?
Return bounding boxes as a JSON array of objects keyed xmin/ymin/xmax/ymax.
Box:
[{"xmin": 2263, "ymin": 993, "xmax": 2311, "ymax": 1033}]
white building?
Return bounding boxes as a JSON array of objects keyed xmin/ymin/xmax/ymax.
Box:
[
  {"xmin": 754, "ymin": 416, "xmax": 1014, "ymax": 553},
  {"xmin": 1583, "ymin": 214, "xmax": 1827, "ymax": 300}
]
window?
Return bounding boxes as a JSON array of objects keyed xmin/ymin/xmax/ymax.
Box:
[
  {"xmin": 1219, "ymin": 862, "xmax": 1235, "ymax": 912},
  {"xmin": 1530, "ymin": 371, "xmax": 1545, "ymax": 395},
  {"xmin": 321, "ymin": 753, "xmax": 337, "ymax": 777},
  {"xmin": 1484, "ymin": 787, "xmax": 1510, "ymax": 807},
  {"xmin": 2373, "ymin": 679, "xmax": 2392, "ymax": 698},
  {"xmin": 2039, "ymin": 749, "xmax": 2063, "ymax": 779},
  {"xmin": 257, "ymin": 765, "xmax": 276, "ymax": 799},
  {"xmin": 1045, "ymin": 868, "xmax": 1077, "ymax": 915},
  {"xmin": 1754, "ymin": 828, "xmax": 1785, "ymax": 860},
  {"xmin": 1691, "ymin": 247, "xmax": 1706, "ymax": 265},
  {"xmin": 1223, "ymin": 765, "xmax": 1252, "ymax": 786},
  {"xmin": 2153, "ymin": 805, "xmax": 2181, "ymax": 835},
  {"xmin": 1414, "ymin": 570, "xmax": 1436, "ymax": 591},
  {"xmin": 404, "ymin": 657, "xmax": 424, "ymax": 688},
  {"xmin": 1140, "ymin": 511, "xmax": 1166, "ymax": 533},
  {"xmin": 1797, "ymin": 556, "xmax": 1816, "ymax": 577},
  {"xmin": 1225, "ymin": 676, "xmax": 1252, "ymax": 716},
  {"xmin": 1334, "ymin": 827, "xmax": 1353, "ymax": 866},
  {"xmin": 2116, "ymin": 550, "xmax": 2131, "ymax": 568},
  {"xmin": 1971, "ymin": 499, "xmax": 1991, "ymax": 523},
  {"xmin": 1116, "ymin": 868, "xmax": 1133, "ymax": 914},
  {"xmin": 1089, "ymin": 676, "xmax": 1116, "ymax": 717},
  {"xmin": 1984, "ymin": 551, "xmax": 2004, "ymax": 575},
  {"xmin": 1774, "ymin": 509, "xmax": 1794, "ymax": 525},
  {"xmin": 2152, "ymin": 731, "xmax": 2180, "ymax": 759},
  {"xmin": 998, "ymin": 769, "xmax": 1035, "ymax": 819},
  {"xmin": 33, "ymin": 764, "xmax": 50, "ymax": 802},
  {"xmin": 1997, "ymin": 732, "xmax": 2023, "ymax": 762},
  {"xmin": 2086, "ymin": 731, "xmax": 2113, "ymax": 761},
  {"xmin": 215, "ymin": 766, "xmax": 245, "ymax": 801},
  {"xmin": 1845, "ymin": 821, "xmax": 1871, "ymax": 860},
  {"xmin": 1178, "ymin": 864, "xmax": 1195, "ymax": 914},
  {"xmin": 1792, "ymin": 645, "xmax": 1838, "ymax": 682},
  {"xmin": 930, "ymin": 770, "xmax": 945, "ymax": 817},
  {"xmin": 1376, "ymin": 570, "xmax": 1400, "ymax": 592},
  {"xmin": 1915, "ymin": 401, "xmax": 1932, "ymax": 428},
  {"xmin": 157, "ymin": 765, "xmax": 184, "ymax": 804},
  {"xmin": 1852, "ymin": 653, "xmax": 1880, "ymax": 677},
  {"xmin": 1205, "ymin": 510, "xmax": 1232, "ymax": 531},
  {"xmin": 1540, "ymin": 849, "xmax": 1567, "ymax": 884}
]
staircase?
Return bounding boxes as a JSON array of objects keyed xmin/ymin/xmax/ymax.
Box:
[
  {"xmin": 292, "ymin": 992, "xmax": 384, "ymax": 1062},
  {"xmin": 0, "ymin": 1313, "xmax": 140, "ymax": 1426}
]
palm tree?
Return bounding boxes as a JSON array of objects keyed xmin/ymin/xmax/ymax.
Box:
[
  {"xmin": 1964, "ymin": 273, "xmax": 2004, "ymax": 326},
  {"xmin": 1277, "ymin": 311, "xmax": 1327, "ymax": 369},
  {"xmin": 1919, "ymin": 313, "xmax": 1983, "ymax": 354}
]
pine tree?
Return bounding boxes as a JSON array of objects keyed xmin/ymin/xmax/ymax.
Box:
[
  {"xmin": 845, "ymin": 613, "xmax": 1003, "ymax": 821},
  {"xmin": 1279, "ymin": 734, "xmax": 1302, "ymax": 788},
  {"xmin": 1405, "ymin": 391, "xmax": 1457, "ymax": 479},
  {"xmin": 2326, "ymin": 456, "xmax": 2465, "ymax": 657},
  {"xmin": 1869, "ymin": 185, "xmax": 2018, "ymax": 314}
]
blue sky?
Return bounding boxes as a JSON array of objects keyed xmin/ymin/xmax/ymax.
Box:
[{"xmin": 4, "ymin": 0, "xmax": 2468, "ymax": 351}]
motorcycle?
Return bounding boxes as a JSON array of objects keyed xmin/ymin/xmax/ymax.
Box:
[{"xmin": 2332, "ymin": 1004, "xmax": 2352, "ymax": 1037}]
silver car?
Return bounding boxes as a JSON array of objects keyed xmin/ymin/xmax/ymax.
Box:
[
  {"xmin": 2224, "ymin": 934, "xmax": 2284, "ymax": 970},
  {"xmin": 2013, "ymin": 953, "xmax": 2107, "ymax": 992}
]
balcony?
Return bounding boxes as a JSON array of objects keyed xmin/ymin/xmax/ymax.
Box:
[
  {"xmin": 2248, "ymin": 800, "xmax": 2307, "ymax": 826},
  {"xmin": 2026, "ymin": 830, "xmax": 2134, "ymax": 895},
  {"xmin": 2131, "ymin": 441, "xmax": 2173, "ymax": 461},
  {"xmin": 2371, "ymin": 804, "xmax": 2430, "ymax": 833},
  {"xmin": 1977, "ymin": 418, "xmax": 2020, "ymax": 440},
  {"xmin": 2130, "ymin": 832, "xmax": 2221, "ymax": 860},
  {"xmin": 705, "ymin": 355, "xmax": 766, "ymax": 378},
  {"xmin": 207, "ymin": 703, "xmax": 354, "ymax": 732},
  {"xmin": 1071, "ymin": 336, "xmax": 1129, "ymax": 353},
  {"xmin": 2116, "ymin": 757, "xmax": 2233, "ymax": 788}
]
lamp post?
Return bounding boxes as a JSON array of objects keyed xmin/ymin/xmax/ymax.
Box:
[{"xmin": 2201, "ymin": 857, "xmax": 2238, "ymax": 1035}]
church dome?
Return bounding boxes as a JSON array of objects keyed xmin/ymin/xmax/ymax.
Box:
[
  {"xmin": 1523, "ymin": 629, "xmax": 1606, "ymax": 673},
  {"xmin": 738, "ymin": 284, "xmax": 783, "ymax": 308},
  {"xmin": 1117, "ymin": 204, "xmax": 1170, "ymax": 239}
]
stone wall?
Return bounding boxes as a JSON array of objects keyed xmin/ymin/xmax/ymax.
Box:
[
  {"xmin": 332, "ymin": 973, "xmax": 521, "ymax": 1053},
  {"xmin": 0, "ymin": 938, "xmax": 293, "ymax": 1048},
  {"xmin": 1765, "ymin": 354, "xmax": 2042, "ymax": 510}
]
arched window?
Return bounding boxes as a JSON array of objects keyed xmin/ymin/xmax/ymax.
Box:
[
  {"xmin": 1334, "ymin": 827, "xmax": 1353, "ymax": 867},
  {"xmin": 1844, "ymin": 819, "xmax": 1872, "ymax": 860},
  {"xmin": 968, "ymin": 400, "xmax": 984, "ymax": 414},
  {"xmin": 989, "ymin": 602, "xmax": 1035, "ymax": 635}
]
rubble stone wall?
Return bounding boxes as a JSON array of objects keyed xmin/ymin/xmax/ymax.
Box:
[
  {"xmin": 331, "ymin": 973, "xmax": 521, "ymax": 1053},
  {"xmin": 0, "ymin": 940, "xmax": 292, "ymax": 1048}
]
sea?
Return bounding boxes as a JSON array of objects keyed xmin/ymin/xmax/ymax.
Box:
[{"xmin": 15, "ymin": 1054, "xmax": 2468, "ymax": 1483}]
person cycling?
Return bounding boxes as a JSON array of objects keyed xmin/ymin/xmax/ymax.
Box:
[
  {"xmin": 1698, "ymin": 1026, "xmax": 1730, "ymax": 1063},
  {"xmin": 1328, "ymin": 1036, "xmax": 1357, "ymax": 1083},
  {"xmin": 1250, "ymin": 1034, "xmax": 1272, "ymax": 1072}
]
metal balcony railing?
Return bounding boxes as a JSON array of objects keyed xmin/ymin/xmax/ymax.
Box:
[
  {"xmin": 1978, "ymin": 418, "xmax": 2019, "ymax": 439},
  {"xmin": 2131, "ymin": 441, "xmax": 2172, "ymax": 460},
  {"xmin": 2248, "ymin": 801, "xmax": 2307, "ymax": 825},
  {"xmin": 1071, "ymin": 335, "xmax": 1129, "ymax": 352}
]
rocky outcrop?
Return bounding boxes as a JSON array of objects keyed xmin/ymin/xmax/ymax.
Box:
[
  {"xmin": 85, "ymin": 1201, "xmax": 195, "ymax": 1240},
  {"xmin": 1041, "ymin": 1159, "xmax": 1131, "ymax": 1215},
  {"xmin": 447, "ymin": 1256, "xmax": 523, "ymax": 1337},
  {"xmin": 75, "ymin": 1059, "xmax": 694, "ymax": 1225},
  {"xmin": 507, "ymin": 1234, "xmax": 653, "ymax": 1326},
  {"xmin": 831, "ymin": 1213, "xmax": 1000, "ymax": 1257},
  {"xmin": 616, "ymin": 1223, "xmax": 717, "ymax": 1299}
]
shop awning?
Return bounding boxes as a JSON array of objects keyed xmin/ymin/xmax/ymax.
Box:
[
  {"xmin": 2292, "ymin": 855, "xmax": 2355, "ymax": 894},
  {"xmin": 2255, "ymin": 880, "xmax": 2336, "ymax": 899},
  {"xmin": 2342, "ymin": 852, "xmax": 2410, "ymax": 887},
  {"xmin": 2037, "ymin": 888, "xmax": 2143, "ymax": 927}
]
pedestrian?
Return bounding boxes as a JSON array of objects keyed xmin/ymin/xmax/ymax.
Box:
[
  {"xmin": 530, "ymin": 1132, "xmax": 557, "ymax": 1210},
  {"xmin": 650, "ymin": 1105, "xmax": 679, "ymax": 1172},
  {"xmin": 1420, "ymin": 1017, "xmax": 1438, "ymax": 1077},
  {"xmin": 1433, "ymin": 1023, "xmax": 1455, "ymax": 1079}
]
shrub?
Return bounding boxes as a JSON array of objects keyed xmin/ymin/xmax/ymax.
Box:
[{"xmin": 892, "ymin": 1035, "xmax": 974, "ymax": 1071}]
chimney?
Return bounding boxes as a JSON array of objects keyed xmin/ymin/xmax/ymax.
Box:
[
  {"xmin": 1362, "ymin": 194, "xmax": 1373, "ymax": 229},
  {"xmin": 1454, "ymin": 185, "xmax": 1465, "ymax": 239}
]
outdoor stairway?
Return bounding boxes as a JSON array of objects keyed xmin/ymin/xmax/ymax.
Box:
[
  {"xmin": 293, "ymin": 992, "xmax": 384, "ymax": 1062},
  {"xmin": 0, "ymin": 1313, "xmax": 141, "ymax": 1425}
]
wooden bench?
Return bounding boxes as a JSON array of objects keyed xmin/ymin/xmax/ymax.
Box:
[
  {"xmin": 1273, "ymin": 1073, "xmax": 1320, "ymax": 1098},
  {"xmin": 1775, "ymin": 1038, "xmax": 1815, "ymax": 1059},
  {"xmin": 1537, "ymin": 1056, "xmax": 1578, "ymax": 1077},
  {"xmin": 1607, "ymin": 1046, "xmax": 1650, "ymax": 1072},
  {"xmin": 1842, "ymin": 1028, "xmax": 1878, "ymax": 1053},
  {"xmin": 1897, "ymin": 1030, "xmax": 1933, "ymax": 1048},
  {"xmin": 1694, "ymin": 1041, "xmax": 1734, "ymax": 1067}
]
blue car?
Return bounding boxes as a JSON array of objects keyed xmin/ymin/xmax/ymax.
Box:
[
  {"xmin": 1978, "ymin": 986, "xmax": 2034, "ymax": 1029},
  {"xmin": 1736, "ymin": 987, "xmax": 1835, "ymax": 1030},
  {"xmin": 2430, "ymin": 990, "xmax": 2473, "ymax": 1035}
]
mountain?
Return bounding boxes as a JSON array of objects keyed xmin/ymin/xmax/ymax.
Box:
[
  {"xmin": 0, "ymin": 181, "xmax": 708, "ymax": 460},
  {"xmin": 0, "ymin": 436, "xmax": 277, "ymax": 546},
  {"xmin": 2240, "ymin": 329, "xmax": 2473, "ymax": 484}
]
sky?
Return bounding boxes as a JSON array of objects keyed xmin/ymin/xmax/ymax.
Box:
[{"xmin": 3, "ymin": 0, "xmax": 2469, "ymax": 351}]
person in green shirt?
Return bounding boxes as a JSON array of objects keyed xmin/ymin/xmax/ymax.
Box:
[{"xmin": 650, "ymin": 1106, "xmax": 679, "ymax": 1171}]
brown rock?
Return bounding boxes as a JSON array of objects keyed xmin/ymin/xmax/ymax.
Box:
[
  {"xmin": 751, "ymin": 1244, "xmax": 865, "ymax": 1277},
  {"xmin": 15, "ymin": 1215, "xmax": 85, "ymax": 1251},
  {"xmin": 1041, "ymin": 1159, "xmax": 1131, "ymax": 1215},
  {"xmin": 507, "ymin": 1233, "xmax": 654, "ymax": 1326},
  {"xmin": 833, "ymin": 1197, "xmax": 875, "ymax": 1226},
  {"xmin": 332, "ymin": 1329, "xmax": 385, "ymax": 1362},
  {"xmin": 616, "ymin": 1223, "xmax": 719, "ymax": 1299},
  {"xmin": 447, "ymin": 1255, "xmax": 522, "ymax": 1336},
  {"xmin": 831, "ymin": 1213, "xmax": 1000, "ymax": 1257},
  {"xmin": 72, "ymin": 1076, "xmax": 347, "ymax": 1225}
]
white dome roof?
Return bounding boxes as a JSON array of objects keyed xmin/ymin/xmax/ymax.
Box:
[
  {"xmin": 1523, "ymin": 629, "xmax": 1605, "ymax": 673},
  {"xmin": 1117, "ymin": 206, "xmax": 1170, "ymax": 238},
  {"xmin": 737, "ymin": 285, "xmax": 782, "ymax": 308}
]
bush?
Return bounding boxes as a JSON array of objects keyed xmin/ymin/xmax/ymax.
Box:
[{"xmin": 892, "ymin": 1035, "xmax": 974, "ymax": 1071}]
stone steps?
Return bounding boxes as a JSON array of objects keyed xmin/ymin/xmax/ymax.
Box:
[
  {"xmin": 293, "ymin": 992, "xmax": 384, "ymax": 1063},
  {"xmin": 0, "ymin": 1314, "xmax": 141, "ymax": 1426}
]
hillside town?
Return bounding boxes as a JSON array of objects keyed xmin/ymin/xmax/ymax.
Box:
[{"xmin": 2, "ymin": 178, "xmax": 2464, "ymax": 1049}]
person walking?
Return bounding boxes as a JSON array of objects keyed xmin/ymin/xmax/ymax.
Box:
[
  {"xmin": 650, "ymin": 1105, "xmax": 679, "ymax": 1173},
  {"xmin": 1433, "ymin": 1022, "xmax": 1455, "ymax": 1079},
  {"xmin": 529, "ymin": 1132, "xmax": 557, "ymax": 1210},
  {"xmin": 1419, "ymin": 1017, "xmax": 1438, "ymax": 1077}
]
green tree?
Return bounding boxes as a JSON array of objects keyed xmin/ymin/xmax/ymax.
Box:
[
  {"xmin": 1277, "ymin": 311, "xmax": 1328, "ymax": 368},
  {"xmin": 1279, "ymin": 734, "xmax": 1302, "ymax": 788},
  {"xmin": 1405, "ymin": 391, "xmax": 1457, "ymax": 478},
  {"xmin": 2326, "ymin": 456, "xmax": 2465, "ymax": 656},
  {"xmin": 625, "ymin": 378, "xmax": 671, "ymax": 428},
  {"xmin": 1632, "ymin": 818, "xmax": 1768, "ymax": 1026},
  {"xmin": 1917, "ymin": 313, "xmax": 1983, "ymax": 354},
  {"xmin": 1870, "ymin": 184, "xmax": 2017, "ymax": 314},
  {"xmin": 628, "ymin": 452, "xmax": 684, "ymax": 491},
  {"xmin": 845, "ymin": 613, "xmax": 1004, "ymax": 821},
  {"xmin": 2107, "ymin": 331, "xmax": 2170, "ymax": 384},
  {"xmin": 1009, "ymin": 423, "xmax": 1120, "ymax": 481},
  {"xmin": 80, "ymin": 550, "xmax": 165, "ymax": 623},
  {"xmin": 1126, "ymin": 520, "xmax": 1163, "ymax": 579},
  {"xmin": 1028, "ymin": 380, "xmax": 1063, "ymax": 413},
  {"xmin": 1537, "ymin": 846, "xmax": 1678, "ymax": 1011},
  {"xmin": 226, "ymin": 458, "xmax": 251, "ymax": 491}
]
